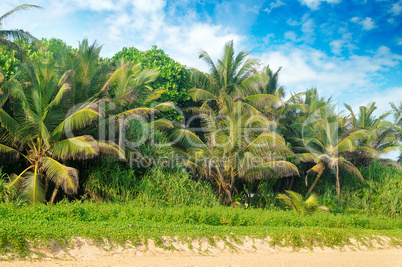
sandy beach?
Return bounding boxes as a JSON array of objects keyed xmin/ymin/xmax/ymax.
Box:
[{"xmin": 0, "ymin": 237, "xmax": 400, "ymax": 267}]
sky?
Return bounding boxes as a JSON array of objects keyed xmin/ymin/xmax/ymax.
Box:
[{"xmin": 1, "ymin": 0, "xmax": 401, "ymax": 117}]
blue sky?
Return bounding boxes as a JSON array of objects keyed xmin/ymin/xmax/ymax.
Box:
[{"xmin": 1, "ymin": 0, "xmax": 401, "ymax": 116}]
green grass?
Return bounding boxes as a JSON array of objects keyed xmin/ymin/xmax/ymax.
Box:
[{"xmin": 0, "ymin": 202, "xmax": 401, "ymax": 258}]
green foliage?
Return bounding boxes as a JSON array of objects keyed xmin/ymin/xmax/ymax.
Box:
[
  {"xmin": 0, "ymin": 169, "xmax": 25, "ymax": 205},
  {"xmin": 84, "ymin": 164, "xmax": 219, "ymax": 207},
  {"xmin": 124, "ymin": 120, "xmax": 173, "ymax": 162},
  {"xmin": 0, "ymin": 38, "xmax": 73, "ymax": 82},
  {"xmin": 277, "ymin": 190, "xmax": 329, "ymax": 215},
  {"xmin": 343, "ymin": 162, "xmax": 402, "ymax": 218},
  {"xmin": 134, "ymin": 168, "xmax": 220, "ymax": 207},
  {"xmin": 0, "ymin": 202, "xmax": 400, "ymax": 257},
  {"xmin": 112, "ymin": 46, "xmax": 192, "ymax": 121},
  {"xmin": 84, "ymin": 163, "xmax": 138, "ymax": 202},
  {"xmin": 291, "ymin": 162, "xmax": 401, "ymax": 218}
]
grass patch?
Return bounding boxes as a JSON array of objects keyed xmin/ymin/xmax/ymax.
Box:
[{"xmin": 0, "ymin": 202, "xmax": 401, "ymax": 258}]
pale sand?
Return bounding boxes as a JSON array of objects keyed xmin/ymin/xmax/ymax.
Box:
[{"xmin": 0, "ymin": 237, "xmax": 401, "ymax": 267}]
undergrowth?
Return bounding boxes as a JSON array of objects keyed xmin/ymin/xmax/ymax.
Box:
[{"xmin": 0, "ymin": 202, "xmax": 401, "ymax": 258}]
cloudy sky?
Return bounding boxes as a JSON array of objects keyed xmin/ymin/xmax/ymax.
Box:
[{"xmin": 1, "ymin": 0, "xmax": 401, "ymax": 116}]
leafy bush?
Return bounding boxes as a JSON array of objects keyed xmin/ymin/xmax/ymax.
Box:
[
  {"xmin": 134, "ymin": 168, "xmax": 220, "ymax": 207},
  {"xmin": 84, "ymin": 164, "xmax": 219, "ymax": 207},
  {"xmin": 0, "ymin": 169, "xmax": 25, "ymax": 205},
  {"xmin": 111, "ymin": 46, "xmax": 193, "ymax": 121},
  {"xmin": 84, "ymin": 163, "xmax": 139, "ymax": 202},
  {"xmin": 277, "ymin": 190, "xmax": 329, "ymax": 215},
  {"xmin": 292, "ymin": 162, "xmax": 402, "ymax": 217}
]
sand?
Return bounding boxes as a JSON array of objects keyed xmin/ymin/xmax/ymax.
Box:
[{"xmin": 0, "ymin": 237, "xmax": 401, "ymax": 267}]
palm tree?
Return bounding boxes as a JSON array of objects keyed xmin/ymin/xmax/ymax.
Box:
[
  {"xmin": 294, "ymin": 106, "xmax": 369, "ymax": 203},
  {"xmin": 173, "ymin": 104, "xmax": 298, "ymax": 204},
  {"xmin": 176, "ymin": 40, "xmax": 298, "ymax": 204},
  {"xmin": 255, "ymin": 65, "xmax": 285, "ymax": 98},
  {"xmin": 345, "ymin": 103, "xmax": 400, "ymax": 165},
  {"xmin": 98, "ymin": 57, "xmax": 175, "ymax": 154},
  {"xmin": 0, "ymin": 59, "xmax": 124, "ymax": 203},
  {"xmin": 0, "ymin": 4, "xmax": 41, "ymax": 50},
  {"xmin": 189, "ymin": 40, "xmax": 261, "ymax": 115}
]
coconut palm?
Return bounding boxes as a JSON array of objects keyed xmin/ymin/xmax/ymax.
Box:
[
  {"xmin": 0, "ymin": 4, "xmax": 41, "ymax": 50},
  {"xmin": 177, "ymin": 41, "xmax": 298, "ymax": 204},
  {"xmin": 0, "ymin": 59, "xmax": 124, "ymax": 204},
  {"xmin": 189, "ymin": 40, "xmax": 261, "ymax": 115},
  {"xmin": 345, "ymin": 103, "xmax": 400, "ymax": 165},
  {"xmin": 255, "ymin": 65, "xmax": 285, "ymax": 98},
  {"xmin": 173, "ymin": 105, "xmax": 298, "ymax": 204},
  {"xmin": 241, "ymin": 65, "xmax": 289, "ymax": 121},
  {"xmin": 98, "ymin": 57, "xmax": 175, "ymax": 153},
  {"xmin": 294, "ymin": 106, "xmax": 370, "ymax": 203}
]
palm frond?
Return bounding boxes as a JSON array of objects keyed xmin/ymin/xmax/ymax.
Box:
[
  {"xmin": 41, "ymin": 157, "xmax": 79, "ymax": 194},
  {"xmin": 153, "ymin": 102, "xmax": 176, "ymax": 112},
  {"xmin": 7, "ymin": 165, "xmax": 34, "ymax": 189},
  {"xmin": 188, "ymin": 88, "xmax": 216, "ymax": 102},
  {"xmin": 338, "ymin": 158, "xmax": 364, "ymax": 183},
  {"xmin": 148, "ymin": 118, "xmax": 174, "ymax": 129},
  {"xmin": 0, "ymin": 4, "xmax": 41, "ymax": 22},
  {"xmin": 144, "ymin": 89, "xmax": 167, "ymax": 103},
  {"xmin": 51, "ymin": 106, "xmax": 99, "ymax": 141},
  {"xmin": 22, "ymin": 168, "xmax": 45, "ymax": 204},
  {"xmin": 50, "ymin": 135, "xmax": 98, "ymax": 160},
  {"xmin": 96, "ymin": 141, "xmax": 126, "ymax": 160}
]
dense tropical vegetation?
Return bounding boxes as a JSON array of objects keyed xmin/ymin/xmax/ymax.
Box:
[
  {"xmin": 0, "ymin": 4, "xmax": 401, "ymax": 257},
  {"xmin": 0, "ymin": 34, "xmax": 400, "ymax": 207}
]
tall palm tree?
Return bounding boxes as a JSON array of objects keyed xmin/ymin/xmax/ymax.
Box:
[
  {"xmin": 173, "ymin": 106, "xmax": 298, "ymax": 204},
  {"xmin": 345, "ymin": 103, "xmax": 400, "ymax": 165},
  {"xmin": 177, "ymin": 41, "xmax": 299, "ymax": 204},
  {"xmin": 0, "ymin": 4, "xmax": 41, "ymax": 49},
  {"xmin": 294, "ymin": 106, "xmax": 369, "ymax": 203},
  {"xmin": 189, "ymin": 40, "xmax": 261, "ymax": 115},
  {"xmin": 100, "ymin": 58, "xmax": 175, "ymax": 151},
  {"xmin": 255, "ymin": 65, "xmax": 285, "ymax": 98},
  {"xmin": 0, "ymin": 58, "xmax": 124, "ymax": 204}
]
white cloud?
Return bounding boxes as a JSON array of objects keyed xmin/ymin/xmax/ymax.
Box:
[
  {"xmin": 298, "ymin": 0, "xmax": 341, "ymax": 10},
  {"xmin": 346, "ymin": 87, "xmax": 402, "ymax": 116},
  {"xmin": 263, "ymin": 0, "xmax": 285, "ymax": 13},
  {"xmin": 301, "ymin": 18, "xmax": 316, "ymax": 42},
  {"xmin": 0, "ymin": 0, "xmax": 243, "ymax": 71},
  {"xmin": 390, "ymin": 0, "xmax": 402, "ymax": 16},
  {"xmin": 93, "ymin": 1, "xmax": 244, "ymax": 70},
  {"xmin": 72, "ymin": 0, "xmax": 117, "ymax": 11},
  {"xmin": 284, "ymin": 31, "xmax": 298, "ymax": 41},
  {"xmin": 398, "ymin": 38, "xmax": 402, "ymax": 45},
  {"xmin": 262, "ymin": 33, "xmax": 275, "ymax": 44},
  {"xmin": 351, "ymin": 17, "xmax": 376, "ymax": 31},
  {"xmin": 388, "ymin": 18, "xmax": 396, "ymax": 24},
  {"xmin": 285, "ymin": 14, "xmax": 316, "ymax": 43},
  {"xmin": 258, "ymin": 44, "xmax": 402, "ymax": 108},
  {"xmin": 360, "ymin": 17, "xmax": 376, "ymax": 30},
  {"xmin": 351, "ymin": 16, "xmax": 360, "ymax": 23},
  {"xmin": 329, "ymin": 40, "xmax": 344, "ymax": 55}
]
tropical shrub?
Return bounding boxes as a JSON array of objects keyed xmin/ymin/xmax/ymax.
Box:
[
  {"xmin": 277, "ymin": 190, "xmax": 329, "ymax": 215},
  {"xmin": 84, "ymin": 163, "xmax": 138, "ymax": 202},
  {"xmin": 112, "ymin": 46, "xmax": 192, "ymax": 121},
  {"xmin": 134, "ymin": 168, "xmax": 220, "ymax": 207}
]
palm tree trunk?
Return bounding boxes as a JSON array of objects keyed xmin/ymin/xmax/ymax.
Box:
[
  {"xmin": 307, "ymin": 169, "xmax": 324, "ymax": 193},
  {"xmin": 288, "ymin": 177, "xmax": 295, "ymax": 191},
  {"xmin": 118, "ymin": 117, "xmax": 124, "ymax": 149},
  {"xmin": 50, "ymin": 184, "xmax": 60, "ymax": 204},
  {"xmin": 335, "ymin": 164, "xmax": 340, "ymax": 205},
  {"xmin": 44, "ymin": 177, "xmax": 49, "ymax": 198}
]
